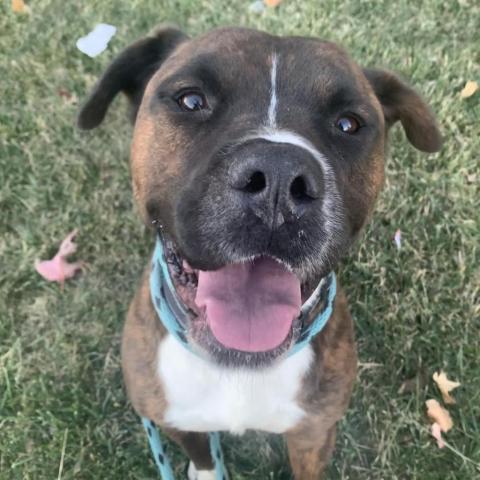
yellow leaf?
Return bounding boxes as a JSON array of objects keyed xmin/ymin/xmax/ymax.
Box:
[
  {"xmin": 460, "ymin": 80, "xmax": 478, "ymax": 99},
  {"xmin": 426, "ymin": 399, "xmax": 453, "ymax": 432},
  {"xmin": 12, "ymin": 0, "xmax": 29, "ymax": 13},
  {"xmin": 265, "ymin": 0, "xmax": 282, "ymax": 7},
  {"xmin": 433, "ymin": 370, "xmax": 461, "ymax": 405}
]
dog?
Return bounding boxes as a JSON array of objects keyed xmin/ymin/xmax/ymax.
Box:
[{"xmin": 78, "ymin": 26, "xmax": 441, "ymax": 479}]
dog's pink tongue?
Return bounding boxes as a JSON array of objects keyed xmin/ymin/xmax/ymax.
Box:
[{"xmin": 195, "ymin": 258, "xmax": 301, "ymax": 352}]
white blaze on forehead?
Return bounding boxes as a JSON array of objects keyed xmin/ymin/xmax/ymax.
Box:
[{"xmin": 267, "ymin": 53, "xmax": 278, "ymax": 127}]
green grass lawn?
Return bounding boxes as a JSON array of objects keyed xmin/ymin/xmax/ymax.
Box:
[{"xmin": 1, "ymin": 0, "xmax": 479, "ymax": 478}]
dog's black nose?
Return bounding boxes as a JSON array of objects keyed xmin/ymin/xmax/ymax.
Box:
[{"xmin": 228, "ymin": 140, "xmax": 323, "ymax": 229}]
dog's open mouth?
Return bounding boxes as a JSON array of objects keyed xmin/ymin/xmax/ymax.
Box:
[
  {"xmin": 163, "ymin": 239, "xmax": 317, "ymax": 359},
  {"xmin": 195, "ymin": 257, "xmax": 301, "ymax": 352}
]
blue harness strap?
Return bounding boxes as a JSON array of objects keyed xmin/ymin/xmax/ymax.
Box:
[
  {"xmin": 141, "ymin": 235, "xmax": 336, "ymax": 479},
  {"xmin": 142, "ymin": 418, "xmax": 175, "ymax": 480},
  {"xmin": 142, "ymin": 417, "xmax": 228, "ymax": 480},
  {"xmin": 209, "ymin": 431, "xmax": 228, "ymax": 480}
]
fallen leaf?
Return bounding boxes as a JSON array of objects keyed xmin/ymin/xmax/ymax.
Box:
[
  {"xmin": 426, "ymin": 399, "xmax": 453, "ymax": 432},
  {"xmin": 265, "ymin": 0, "xmax": 282, "ymax": 6},
  {"xmin": 460, "ymin": 80, "xmax": 478, "ymax": 99},
  {"xmin": 393, "ymin": 229, "xmax": 402, "ymax": 250},
  {"xmin": 433, "ymin": 370, "xmax": 461, "ymax": 404},
  {"xmin": 35, "ymin": 230, "xmax": 84, "ymax": 285},
  {"xmin": 466, "ymin": 173, "xmax": 476, "ymax": 184},
  {"xmin": 431, "ymin": 422, "xmax": 446, "ymax": 448},
  {"xmin": 12, "ymin": 0, "xmax": 30, "ymax": 13},
  {"xmin": 57, "ymin": 88, "xmax": 78, "ymax": 105},
  {"xmin": 76, "ymin": 24, "xmax": 117, "ymax": 58}
]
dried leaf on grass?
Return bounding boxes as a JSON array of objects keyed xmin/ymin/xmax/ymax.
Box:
[
  {"xmin": 466, "ymin": 173, "xmax": 476, "ymax": 184},
  {"xmin": 460, "ymin": 80, "xmax": 478, "ymax": 99},
  {"xmin": 433, "ymin": 370, "xmax": 461, "ymax": 404},
  {"xmin": 35, "ymin": 230, "xmax": 84, "ymax": 285},
  {"xmin": 431, "ymin": 422, "xmax": 446, "ymax": 449},
  {"xmin": 426, "ymin": 399, "xmax": 453, "ymax": 432},
  {"xmin": 12, "ymin": 0, "xmax": 30, "ymax": 13},
  {"xmin": 57, "ymin": 89, "xmax": 78, "ymax": 105}
]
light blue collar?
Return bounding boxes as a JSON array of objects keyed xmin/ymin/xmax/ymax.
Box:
[{"xmin": 149, "ymin": 234, "xmax": 336, "ymax": 358}]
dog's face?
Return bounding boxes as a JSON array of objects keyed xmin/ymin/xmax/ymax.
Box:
[{"xmin": 79, "ymin": 27, "xmax": 441, "ymax": 365}]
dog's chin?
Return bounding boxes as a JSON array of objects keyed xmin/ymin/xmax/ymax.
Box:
[{"xmin": 162, "ymin": 237, "xmax": 324, "ymax": 368}]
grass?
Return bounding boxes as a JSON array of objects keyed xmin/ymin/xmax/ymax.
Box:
[{"xmin": 0, "ymin": 0, "xmax": 479, "ymax": 478}]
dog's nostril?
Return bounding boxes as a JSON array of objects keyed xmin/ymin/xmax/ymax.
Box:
[
  {"xmin": 290, "ymin": 176, "xmax": 309, "ymax": 201},
  {"xmin": 244, "ymin": 171, "xmax": 266, "ymax": 194}
]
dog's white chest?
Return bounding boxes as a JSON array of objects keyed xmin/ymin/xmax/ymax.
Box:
[{"xmin": 157, "ymin": 335, "xmax": 312, "ymax": 435}]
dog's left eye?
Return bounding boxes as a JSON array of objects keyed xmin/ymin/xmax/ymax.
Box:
[
  {"xmin": 336, "ymin": 115, "xmax": 361, "ymax": 134},
  {"xmin": 177, "ymin": 92, "xmax": 207, "ymax": 112}
]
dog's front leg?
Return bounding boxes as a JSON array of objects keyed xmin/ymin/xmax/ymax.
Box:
[
  {"xmin": 285, "ymin": 424, "xmax": 336, "ymax": 479},
  {"xmin": 164, "ymin": 428, "xmax": 216, "ymax": 480}
]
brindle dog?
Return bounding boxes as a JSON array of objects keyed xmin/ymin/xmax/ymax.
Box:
[{"xmin": 78, "ymin": 26, "xmax": 441, "ymax": 479}]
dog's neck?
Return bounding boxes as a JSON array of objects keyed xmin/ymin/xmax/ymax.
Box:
[{"xmin": 150, "ymin": 234, "xmax": 336, "ymax": 359}]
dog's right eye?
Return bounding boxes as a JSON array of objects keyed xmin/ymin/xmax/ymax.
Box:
[
  {"xmin": 336, "ymin": 115, "xmax": 361, "ymax": 134},
  {"xmin": 177, "ymin": 92, "xmax": 208, "ymax": 112}
]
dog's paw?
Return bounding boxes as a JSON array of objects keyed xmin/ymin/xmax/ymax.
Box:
[{"xmin": 187, "ymin": 461, "xmax": 216, "ymax": 480}]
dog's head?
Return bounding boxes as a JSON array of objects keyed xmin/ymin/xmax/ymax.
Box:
[{"xmin": 79, "ymin": 27, "xmax": 441, "ymax": 365}]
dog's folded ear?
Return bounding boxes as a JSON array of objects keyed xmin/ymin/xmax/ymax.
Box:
[
  {"xmin": 363, "ymin": 68, "xmax": 442, "ymax": 153},
  {"xmin": 77, "ymin": 26, "xmax": 188, "ymax": 130}
]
